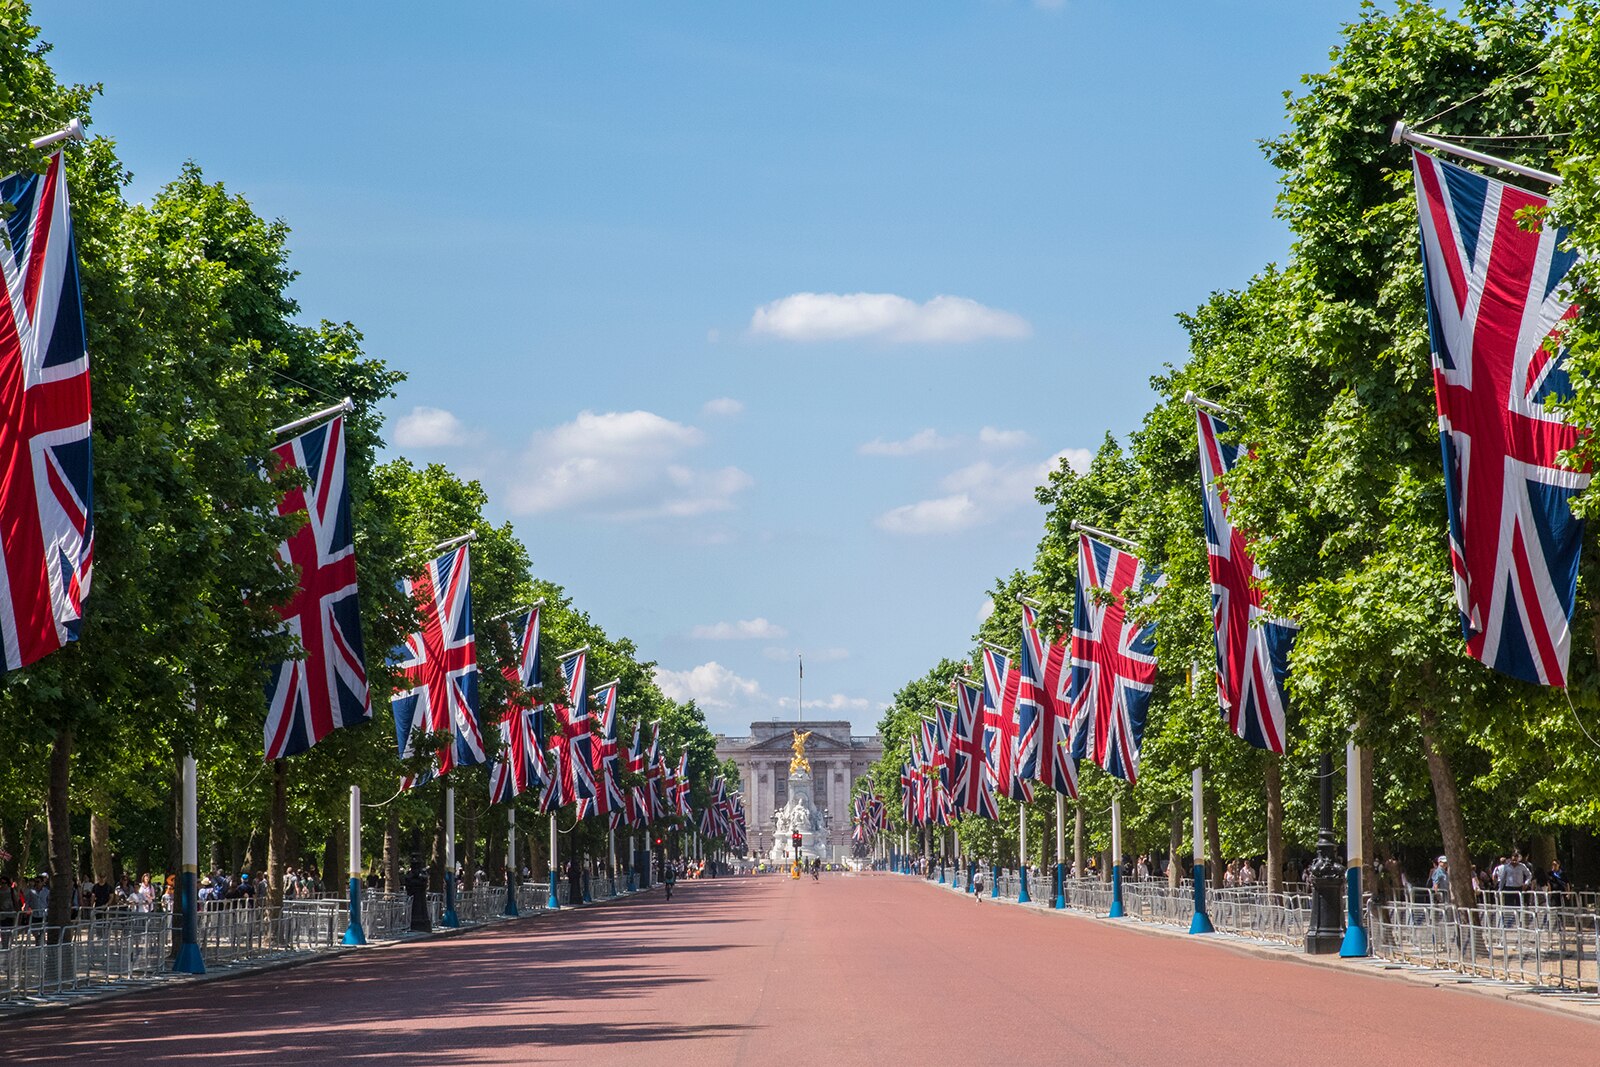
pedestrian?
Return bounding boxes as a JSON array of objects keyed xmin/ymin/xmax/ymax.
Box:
[
  {"xmin": 973, "ymin": 865, "xmax": 986, "ymax": 902},
  {"xmin": 1500, "ymin": 850, "xmax": 1532, "ymax": 906},
  {"xmin": 663, "ymin": 860, "xmax": 677, "ymax": 900},
  {"xmin": 1549, "ymin": 858, "xmax": 1570, "ymax": 897},
  {"xmin": 565, "ymin": 856, "xmax": 582, "ymax": 905}
]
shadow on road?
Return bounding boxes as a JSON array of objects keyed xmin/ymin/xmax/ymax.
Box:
[{"xmin": 0, "ymin": 881, "xmax": 764, "ymax": 1064}]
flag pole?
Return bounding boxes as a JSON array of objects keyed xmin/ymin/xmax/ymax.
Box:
[
  {"xmin": 1181, "ymin": 390, "xmax": 1239, "ymax": 418},
  {"xmin": 608, "ymin": 825, "xmax": 618, "ymax": 898},
  {"xmin": 980, "ymin": 640, "xmax": 1019, "ymax": 658},
  {"xmin": 441, "ymin": 786, "xmax": 459, "ymax": 927},
  {"xmin": 343, "ymin": 785, "xmax": 368, "ymax": 943},
  {"xmin": 430, "ymin": 530, "xmax": 477, "ymax": 554},
  {"xmin": 1054, "ymin": 792, "xmax": 1066, "ymax": 909},
  {"xmin": 173, "ymin": 754, "xmax": 205, "ymax": 973},
  {"xmin": 797, "ymin": 653, "xmax": 803, "ymax": 724},
  {"xmin": 1340, "ymin": 738, "xmax": 1369, "ymax": 956},
  {"xmin": 1109, "ymin": 795, "xmax": 1125, "ymax": 917},
  {"xmin": 1390, "ymin": 121, "xmax": 1561, "ymax": 186},
  {"xmin": 547, "ymin": 813, "xmax": 561, "ymax": 909},
  {"xmin": 271, "ymin": 397, "xmax": 354, "ymax": 438},
  {"xmin": 1017, "ymin": 804, "xmax": 1031, "ymax": 903},
  {"xmin": 1068, "ymin": 520, "xmax": 1141, "ymax": 552},
  {"xmin": 504, "ymin": 807, "xmax": 520, "ymax": 917},
  {"xmin": 1189, "ymin": 767, "xmax": 1214, "ymax": 934},
  {"xmin": 489, "ymin": 598, "xmax": 544, "ymax": 622}
]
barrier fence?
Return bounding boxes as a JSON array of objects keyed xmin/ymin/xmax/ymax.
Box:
[
  {"xmin": 921, "ymin": 865, "xmax": 1600, "ymax": 994},
  {"xmin": 0, "ymin": 874, "xmax": 616, "ymax": 1007}
]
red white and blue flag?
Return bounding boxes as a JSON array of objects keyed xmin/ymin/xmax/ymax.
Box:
[
  {"xmin": 542, "ymin": 649, "xmax": 595, "ymax": 811},
  {"xmin": 1021, "ymin": 605, "xmax": 1077, "ymax": 797},
  {"xmin": 263, "ymin": 415, "xmax": 370, "ymax": 760},
  {"xmin": 951, "ymin": 676, "xmax": 997, "ymax": 818},
  {"xmin": 490, "ymin": 606, "xmax": 547, "ymax": 803},
  {"xmin": 1411, "ymin": 150, "xmax": 1587, "ymax": 687},
  {"xmin": 1068, "ymin": 533, "xmax": 1158, "ymax": 784},
  {"xmin": 0, "ymin": 152, "xmax": 92, "ymax": 671},
  {"xmin": 393, "ymin": 543, "xmax": 482, "ymax": 783},
  {"xmin": 1196, "ymin": 409, "xmax": 1295, "ymax": 752},
  {"xmin": 981, "ymin": 648, "xmax": 1033, "ymax": 803},
  {"xmin": 582, "ymin": 679, "xmax": 623, "ymax": 818}
]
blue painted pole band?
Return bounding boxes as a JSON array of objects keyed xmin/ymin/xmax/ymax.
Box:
[
  {"xmin": 1053, "ymin": 862, "xmax": 1065, "ymax": 909},
  {"xmin": 344, "ymin": 876, "xmax": 369, "ymax": 944},
  {"xmin": 441, "ymin": 873, "xmax": 459, "ymax": 927},
  {"xmin": 173, "ymin": 870, "xmax": 204, "ymax": 974},
  {"xmin": 1340, "ymin": 865, "xmax": 1369, "ymax": 957},
  {"xmin": 991, "ymin": 862, "xmax": 1000, "ymax": 899},
  {"xmin": 1188, "ymin": 863, "xmax": 1214, "ymax": 934},
  {"xmin": 546, "ymin": 869, "xmax": 560, "ymax": 910},
  {"xmin": 1109, "ymin": 864, "xmax": 1124, "ymax": 917},
  {"xmin": 1018, "ymin": 864, "xmax": 1031, "ymax": 904}
]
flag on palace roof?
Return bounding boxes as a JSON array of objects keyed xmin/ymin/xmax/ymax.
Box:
[
  {"xmin": 1068, "ymin": 533, "xmax": 1158, "ymax": 784},
  {"xmin": 392, "ymin": 542, "xmax": 482, "ymax": 784},
  {"xmin": 1022, "ymin": 605, "xmax": 1077, "ymax": 797},
  {"xmin": 1410, "ymin": 149, "xmax": 1588, "ymax": 687},
  {"xmin": 1196, "ymin": 409, "xmax": 1295, "ymax": 752},
  {"xmin": 0, "ymin": 152, "xmax": 92, "ymax": 672},
  {"xmin": 264, "ymin": 414, "xmax": 370, "ymax": 760}
]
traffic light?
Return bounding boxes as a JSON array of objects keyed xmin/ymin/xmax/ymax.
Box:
[
  {"xmin": 791, "ymin": 831, "xmax": 802, "ymax": 849},
  {"xmin": 653, "ymin": 835, "xmax": 664, "ymax": 848}
]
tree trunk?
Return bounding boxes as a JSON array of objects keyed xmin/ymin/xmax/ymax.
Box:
[
  {"xmin": 1072, "ymin": 802, "xmax": 1085, "ymax": 878},
  {"xmin": 267, "ymin": 759, "xmax": 287, "ymax": 924},
  {"xmin": 323, "ymin": 831, "xmax": 340, "ymax": 893},
  {"xmin": 383, "ymin": 808, "xmax": 400, "ymax": 892},
  {"xmin": 89, "ymin": 809, "xmax": 112, "ymax": 886},
  {"xmin": 462, "ymin": 800, "xmax": 478, "ymax": 884},
  {"xmin": 1417, "ymin": 704, "xmax": 1476, "ymax": 909},
  {"xmin": 1205, "ymin": 799, "xmax": 1223, "ymax": 891},
  {"xmin": 46, "ymin": 728, "xmax": 73, "ymax": 938},
  {"xmin": 1168, "ymin": 801, "xmax": 1182, "ymax": 888},
  {"xmin": 1264, "ymin": 752, "xmax": 1284, "ymax": 893}
]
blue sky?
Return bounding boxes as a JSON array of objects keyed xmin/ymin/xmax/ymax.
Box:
[{"xmin": 45, "ymin": 1, "xmax": 1353, "ymax": 737}]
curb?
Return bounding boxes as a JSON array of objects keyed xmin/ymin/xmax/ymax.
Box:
[
  {"xmin": 0, "ymin": 885, "xmax": 662, "ymax": 1023},
  {"xmin": 912, "ymin": 875, "xmax": 1600, "ymax": 1027}
]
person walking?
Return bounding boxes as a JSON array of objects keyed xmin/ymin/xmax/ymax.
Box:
[
  {"xmin": 662, "ymin": 860, "xmax": 676, "ymax": 900},
  {"xmin": 564, "ymin": 856, "xmax": 582, "ymax": 906},
  {"xmin": 973, "ymin": 865, "xmax": 986, "ymax": 902}
]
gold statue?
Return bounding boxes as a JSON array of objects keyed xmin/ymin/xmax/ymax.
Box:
[{"xmin": 789, "ymin": 729, "xmax": 813, "ymax": 776}]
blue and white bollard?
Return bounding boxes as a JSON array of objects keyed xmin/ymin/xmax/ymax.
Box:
[
  {"xmin": 1108, "ymin": 797, "xmax": 1124, "ymax": 918},
  {"xmin": 546, "ymin": 813, "xmax": 561, "ymax": 910},
  {"xmin": 1053, "ymin": 862, "xmax": 1065, "ymax": 910},
  {"xmin": 991, "ymin": 861, "xmax": 1000, "ymax": 899},
  {"xmin": 1189, "ymin": 768, "xmax": 1213, "ymax": 934},
  {"xmin": 1017, "ymin": 807, "xmax": 1031, "ymax": 903},
  {"xmin": 1340, "ymin": 741, "xmax": 1369, "ymax": 957}
]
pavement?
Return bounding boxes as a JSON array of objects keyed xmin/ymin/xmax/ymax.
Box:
[{"xmin": 0, "ymin": 872, "xmax": 1594, "ymax": 1064}]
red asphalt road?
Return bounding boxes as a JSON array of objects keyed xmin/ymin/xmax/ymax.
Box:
[{"xmin": 0, "ymin": 875, "xmax": 1594, "ymax": 1064}]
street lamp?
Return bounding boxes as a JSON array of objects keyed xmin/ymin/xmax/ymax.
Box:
[{"xmin": 1305, "ymin": 752, "xmax": 1346, "ymax": 953}]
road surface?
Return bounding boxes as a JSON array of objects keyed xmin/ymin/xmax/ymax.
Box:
[{"xmin": 0, "ymin": 873, "xmax": 1593, "ymax": 1063}]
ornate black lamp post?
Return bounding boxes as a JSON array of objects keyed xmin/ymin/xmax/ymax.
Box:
[
  {"xmin": 405, "ymin": 830, "xmax": 432, "ymax": 933},
  {"xmin": 1305, "ymin": 752, "xmax": 1346, "ymax": 954}
]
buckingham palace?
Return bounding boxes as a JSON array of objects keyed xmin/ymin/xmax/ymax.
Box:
[{"xmin": 714, "ymin": 720, "xmax": 883, "ymax": 859}]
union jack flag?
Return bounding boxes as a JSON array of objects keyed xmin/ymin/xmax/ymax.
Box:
[
  {"xmin": 490, "ymin": 607, "xmax": 548, "ymax": 803},
  {"xmin": 950, "ymin": 677, "xmax": 996, "ymax": 818},
  {"xmin": 646, "ymin": 722, "xmax": 665, "ymax": 820},
  {"xmin": 392, "ymin": 544, "xmax": 482, "ymax": 782},
  {"xmin": 981, "ymin": 649, "xmax": 1033, "ymax": 803},
  {"xmin": 627, "ymin": 718, "xmax": 645, "ymax": 776},
  {"xmin": 542, "ymin": 649, "xmax": 595, "ymax": 811},
  {"xmin": 1411, "ymin": 150, "xmax": 1588, "ymax": 686},
  {"xmin": 626, "ymin": 783, "xmax": 649, "ymax": 827},
  {"xmin": 0, "ymin": 152, "xmax": 92, "ymax": 671},
  {"xmin": 1022, "ymin": 605, "xmax": 1077, "ymax": 796},
  {"xmin": 263, "ymin": 415, "xmax": 370, "ymax": 760},
  {"xmin": 1067, "ymin": 533, "xmax": 1158, "ymax": 784},
  {"xmin": 1196, "ymin": 409, "xmax": 1295, "ymax": 751},
  {"xmin": 582, "ymin": 679, "xmax": 623, "ymax": 818},
  {"xmin": 675, "ymin": 752, "xmax": 692, "ymax": 817}
]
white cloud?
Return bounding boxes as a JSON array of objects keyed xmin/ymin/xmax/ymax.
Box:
[
  {"xmin": 977, "ymin": 598, "xmax": 995, "ymax": 623},
  {"xmin": 702, "ymin": 397, "xmax": 743, "ymax": 417},
  {"xmin": 690, "ymin": 617, "xmax": 788, "ymax": 640},
  {"xmin": 978, "ymin": 426, "xmax": 1030, "ymax": 450},
  {"xmin": 874, "ymin": 494, "xmax": 982, "ymax": 535},
  {"xmin": 874, "ymin": 448, "xmax": 1091, "ymax": 536},
  {"xmin": 652, "ymin": 661, "xmax": 762, "ymax": 709},
  {"xmin": 858, "ymin": 428, "xmax": 954, "ymax": 457},
  {"xmin": 509, "ymin": 409, "xmax": 752, "ymax": 519},
  {"xmin": 749, "ymin": 292, "xmax": 1031, "ymax": 344},
  {"xmin": 393, "ymin": 406, "xmax": 473, "ymax": 448}
]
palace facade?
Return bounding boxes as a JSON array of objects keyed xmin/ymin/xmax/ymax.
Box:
[{"xmin": 714, "ymin": 720, "xmax": 883, "ymax": 859}]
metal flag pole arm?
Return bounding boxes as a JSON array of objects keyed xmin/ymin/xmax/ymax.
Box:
[
  {"xmin": 560, "ymin": 645, "xmax": 591, "ymax": 659},
  {"xmin": 1181, "ymin": 390, "xmax": 1238, "ymax": 417},
  {"xmin": 30, "ymin": 118, "xmax": 85, "ymax": 150},
  {"xmin": 271, "ymin": 397, "xmax": 355, "ymax": 438},
  {"xmin": 980, "ymin": 640, "xmax": 1019, "ymax": 658},
  {"xmin": 1390, "ymin": 120, "xmax": 1560, "ymax": 187},
  {"xmin": 489, "ymin": 598, "xmax": 544, "ymax": 622},
  {"xmin": 430, "ymin": 530, "xmax": 478, "ymax": 554},
  {"xmin": 1069, "ymin": 520, "xmax": 1141, "ymax": 552}
]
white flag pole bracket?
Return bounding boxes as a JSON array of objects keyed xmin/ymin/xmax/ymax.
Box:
[
  {"xmin": 1182, "ymin": 391, "xmax": 1239, "ymax": 418},
  {"xmin": 429, "ymin": 530, "xmax": 478, "ymax": 554},
  {"xmin": 1390, "ymin": 121, "xmax": 1560, "ymax": 187},
  {"xmin": 272, "ymin": 397, "xmax": 354, "ymax": 438},
  {"xmin": 1069, "ymin": 520, "xmax": 1141, "ymax": 552},
  {"xmin": 30, "ymin": 119, "xmax": 85, "ymax": 150}
]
